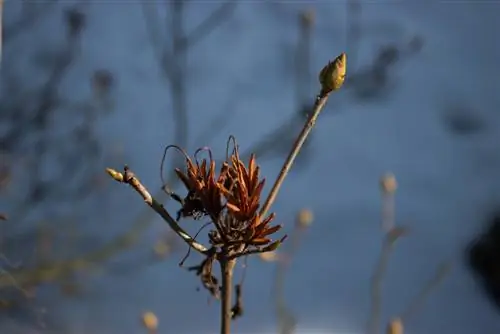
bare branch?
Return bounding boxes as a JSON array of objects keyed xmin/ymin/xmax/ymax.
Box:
[
  {"xmin": 399, "ymin": 261, "xmax": 452, "ymax": 322},
  {"xmin": 184, "ymin": 1, "xmax": 237, "ymax": 50},
  {"xmin": 259, "ymin": 53, "xmax": 346, "ymax": 219},
  {"xmin": 106, "ymin": 166, "xmax": 208, "ymax": 255}
]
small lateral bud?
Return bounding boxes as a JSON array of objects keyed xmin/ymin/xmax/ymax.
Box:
[{"xmin": 106, "ymin": 168, "xmax": 124, "ymax": 182}]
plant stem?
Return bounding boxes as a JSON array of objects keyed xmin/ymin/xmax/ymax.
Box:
[
  {"xmin": 260, "ymin": 93, "xmax": 330, "ymax": 218},
  {"xmin": 220, "ymin": 257, "xmax": 236, "ymax": 334}
]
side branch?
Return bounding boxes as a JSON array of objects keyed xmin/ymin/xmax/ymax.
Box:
[{"xmin": 106, "ymin": 166, "xmax": 208, "ymax": 255}]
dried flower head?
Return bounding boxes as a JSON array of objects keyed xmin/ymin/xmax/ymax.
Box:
[{"xmin": 166, "ymin": 137, "xmax": 286, "ymax": 257}]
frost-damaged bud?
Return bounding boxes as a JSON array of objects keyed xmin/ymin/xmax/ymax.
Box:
[
  {"xmin": 319, "ymin": 52, "xmax": 347, "ymax": 95},
  {"xmin": 380, "ymin": 173, "xmax": 397, "ymax": 195}
]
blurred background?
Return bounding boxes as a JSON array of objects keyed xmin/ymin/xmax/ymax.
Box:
[{"xmin": 0, "ymin": 1, "xmax": 499, "ymax": 333}]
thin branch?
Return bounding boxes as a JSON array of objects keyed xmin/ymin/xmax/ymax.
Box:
[
  {"xmin": 368, "ymin": 176, "xmax": 404, "ymax": 334},
  {"xmin": 260, "ymin": 52, "xmax": 346, "ymax": 218},
  {"xmin": 346, "ymin": 0, "xmax": 361, "ymax": 74},
  {"xmin": 274, "ymin": 217, "xmax": 308, "ymax": 334},
  {"xmin": 184, "ymin": 1, "xmax": 237, "ymax": 50},
  {"xmin": 368, "ymin": 232, "xmax": 394, "ymax": 334},
  {"xmin": 259, "ymin": 93, "xmax": 330, "ymax": 219},
  {"xmin": 141, "ymin": 1, "xmax": 173, "ymax": 78},
  {"xmin": 106, "ymin": 166, "xmax": 208, "ymax": 255},
  {"xmin": 368, "ymin": 226, "xmax": 408, "ymax": 334},
  {"xmin": 399, "ymin": 261, "xmax": 452, "ymax": 323}
]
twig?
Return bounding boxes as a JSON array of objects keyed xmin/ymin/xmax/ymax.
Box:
[
  {"xmin": 260, "ymin": 52, "xmax": 346, "ymax": 219},
  {"xmin": 346, "ymin": 0, "xmax": 361, "ymax": 73},
  {"xmin": 274, "ymin": 215, "xmax": 308, "ymax": 334},
  {"xmin": 259, "ymin": 94, "xmax": 330, "ymax": 219},
  {"xmin": 368, "ymin": 227, "xmax": 409, "ymax": 334},
  {"xmin": 184, "ymin": 1, "xmax": 237, "ymax": 50},
  {"xmin": 368, "ymin": 174, "xmax": 402, "ymax": 334},
  {"xmin": 106, "ymin": 166, "xmax": 208, "ymax": 255},
  {"xmin": 368, "ymin": 232, "xmax": 394, "ymax": 334},
  {"xmin": 399, "ymin": 261, "xmax": 452, "ymax": 323},
  {"xmin": 220, "ymin": 257, "xmax": 236, "ymax": 334}
]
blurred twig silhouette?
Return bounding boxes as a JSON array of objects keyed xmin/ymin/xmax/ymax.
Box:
[
  {"xmin": 368, "ymin": 174, "xmax": 451, "ymax": 334},
  {"xmin": 271, "ymin": 209, "xmax": 313, "ymax": 334},
  {"xmin": 0, "ymin": 0, "xmax": 241, "ymax": 314}
]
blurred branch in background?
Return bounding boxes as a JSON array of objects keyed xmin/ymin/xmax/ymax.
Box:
[
  {"xmin": 368, "ymin": 174, "xmax": 451, "ymax": 334},
  {"xmin": 1, "ymin": 4, "xmax": 98, "ymax": 222},
  {"xmin": 249, "ymin": 2, "xmax": 425, "ymax": 173},
  {"xmin": 368, "ymin": 174, "xmax": 408, "ymax": 334},
  {"xmin": 265, "ymin": 209, "xmax": 313, "ymax": 334},
  {"xmin": 2, "ymin": 0, "xmax": 58, "ymax": 47},
  {"xmin": 0, "ymin": 0, "xmax": 243, "ymax": 316},
  {"xmin": 243, "ymin": 9, "xmax": 315, "ymax": 170},
  {"xmin": 346, "ymin": 0, "xmax": 361, "ymax": 73},
  {"xmin": 1, "ymin": 0, "xmax": 3, "ymax": 62}
]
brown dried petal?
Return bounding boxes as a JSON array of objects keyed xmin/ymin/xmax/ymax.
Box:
[
  {"xmin": 259, "ymin": 224, "xmax": 282, "ymax": 237},
  {"xmin": 252, "ymin": 213, "xmax": 275, "ymax": 230},
  {"xmin": 249, "ymin": 237, "xmax": 271, "ymax": 246},
  {"xmin": 226, "ymin": 202, "xmax": 241, "ymax": 213},
  {"xmin": 248, "ymin": 154, "xmax": 256, "ymax": 179},
  {"xmin": 175, "ymin": 168, "xmax": 193, "ymax": 190}
]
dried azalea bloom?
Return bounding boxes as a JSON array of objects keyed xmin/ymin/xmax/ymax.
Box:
[
  {"xmin": 168, "ymin": 139, "xmax": 286, "ymax": 256},
  {"xmin": 218, "ymin": 154, "xmax": 264, "ymax": 223},
  {"xmin": 214, "ymin": 148, "xmax": 285, "ymax": 252}
]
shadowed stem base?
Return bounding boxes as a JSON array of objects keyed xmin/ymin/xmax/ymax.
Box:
[{"xmin": 220, "ymin": 257, "xmax": 236, "ymax": 334}]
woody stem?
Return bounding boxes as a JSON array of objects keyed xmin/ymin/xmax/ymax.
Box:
[
  {"xmin": 259, "ymin": 92, "xmax": 330, "ymax": 218},
  {"xmin": 220, "ymin": 256, "xmax": 236, "ymax": 334}
]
